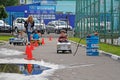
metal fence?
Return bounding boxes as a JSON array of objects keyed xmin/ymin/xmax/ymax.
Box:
[{"xmin": 75, "ymin": 0, "xmax": 120, "ymax": 45}]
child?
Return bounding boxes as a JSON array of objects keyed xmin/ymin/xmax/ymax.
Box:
[
  {"xmin": 37, "ymin": 30, "xmax": 42, "ymax": 37},
  {"xmin": 32, "ymin": 30, "xmax": 40, "ymax": 40},
  {"xmin": 17, "ymin": 31, "xmax": 24, "ymax": 39},
  {"xmin": 58, "ymin": 30, "xmax": 68, "ymax": 42}
]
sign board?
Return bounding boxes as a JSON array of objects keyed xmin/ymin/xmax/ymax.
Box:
[
  {"xmin": 28, "ymin": 5, "xmax": 56, "ymax": 19},
  {"xmin": 29, "ymin": 5, "xmax": 55, "ymax": 13},
  {"xmin": 86, "ymin": 35, "xmax": 99, "ymax": 56},
  {"xmin": 32, "ymin": 0, "xmax": 56, "ymax": 4}
]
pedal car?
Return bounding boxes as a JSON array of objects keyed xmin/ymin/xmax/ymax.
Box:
[
  {"xmin": 57, "ymin": 41, "xmax": 72, "ymax": 53},
  {"xmin": 9, "ymin": 37, "xmax": 27, "ymax": 46},
  {"xmin": 30, "ymin": 39, "xmax": 42, "ymax": 45}
]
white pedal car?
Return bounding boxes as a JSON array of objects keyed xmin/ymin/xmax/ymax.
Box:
[
  {"xmin": 9, "ymin": 38, "xmax": 27, "ymax": 46},
  {"xmin": 57, "ymin": 42, "xmax": 72, "ymax": 53}
]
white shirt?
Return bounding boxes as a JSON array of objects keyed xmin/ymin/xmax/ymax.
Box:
[{"xmin": 28, "ymin": 22, "xmax": 32, "ymax": 32}]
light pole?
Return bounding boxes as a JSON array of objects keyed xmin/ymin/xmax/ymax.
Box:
[
  {"xmin": 66, "ymin": 14, "xmax": 69, "ymax": 33},
  {"xmin": 11, "ymin": 15, "xmax": 14, "ymax": 35}
]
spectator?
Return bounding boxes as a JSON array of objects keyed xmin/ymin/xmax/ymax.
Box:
[{"xmin": 24, "ymin": 16, "xmax": 34, "ymax": 43}]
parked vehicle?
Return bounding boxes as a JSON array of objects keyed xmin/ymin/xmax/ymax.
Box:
[
  {"xmin": 0, "ymin": 20, "xmax": 11, "ymax": 33},
  {"xmin": 46, "ymin": 20, "xmax": 72, "ymax": 34},
  {"xmin": 9, "ymin": 37, "xmax": 27, "ymax": 46},
  {"xmin": 46, "ymin": 23, "xmax": 56, "ymax": 34},
  {"xmin": 13, "ymin": 17, "xmax": 45, "ymax": 34},
  {"xmin": 34, "ymin": 19, "xmax": 46, "ymax": 34},
  {"xmin": 13, "ymin": 18, "xmax": 27, "ymax": 33}
]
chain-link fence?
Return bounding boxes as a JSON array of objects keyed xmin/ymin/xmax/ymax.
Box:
[{"xmin": 75, "ymin": 0, "xmax": 120, "ymax": 45}]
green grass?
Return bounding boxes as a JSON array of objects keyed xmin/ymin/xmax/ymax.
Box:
[
  {"xmin": 69, "ymin": 37, "xmax": 120, "ymax": 56},
  {"xmin": 69, "ymin": 37, "xmax": 86, "ymax": 45},
  {"xmin": 0, "ymin": 35, "xmax": 13, "ymax": 41}
]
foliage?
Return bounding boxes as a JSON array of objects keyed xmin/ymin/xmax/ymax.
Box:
[
  {"xmin": 0, "ymin": 0, "xmax": 19, "ymax": 7},
  {"xmin": 69, "ymin": 37, "xmax": 86, "ymax": 45},
  {"xmin": 0, "ymin": 5, "xmax": 8, "ymax": 19},
  {"xmin": 0, "ymin": 64, "xmax": 21, "ymax": 73}
]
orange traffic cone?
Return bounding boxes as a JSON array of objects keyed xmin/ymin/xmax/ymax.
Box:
[
  {"xmin": 34, "ymin": 40, "xmax": 38, "ymax": 47},
  {"xmin": 42, "ymin": 38, "xmax": 45, "ymax": 45},
  {"xmin": 27, "ymin": 64, "xmax": 33, "ymax": 74},
  {"xmin": 30, "ymin": 43, "xmax": 34, "ymax": 50},
  {"xmin": 25, "ymin": 45, "xmax": 35, "ymax": 60},
  {"xmin": 49, "ymin": 35, "xmax": 52, "ymax": 41}
]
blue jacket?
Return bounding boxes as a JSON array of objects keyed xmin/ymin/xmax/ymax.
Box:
[{"xmin": 33, "ymin": 33, "xmax": 40, "ymax": 40}]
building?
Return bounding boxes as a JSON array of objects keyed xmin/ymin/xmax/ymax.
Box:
[
  {"xmin": 5, "ymin": 0, "xmax": 76, "ymax": 28},
  {"xmin": 24, "ymin": 0, "xmax": 76, "ymax": 14}
]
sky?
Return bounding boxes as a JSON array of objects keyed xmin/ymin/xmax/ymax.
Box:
[
  {"xmin": 56, "ymin": 1, "xmax": 76, "ymax": 13},
  {"xmin": 26, "ymin": 0, "xmax": 76, "ymax": 13}
]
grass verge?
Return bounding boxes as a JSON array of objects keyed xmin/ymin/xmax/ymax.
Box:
[
  {"xmin": 0, "ymin": 35, "xmax": 13, "ymax": 41},
  {"xmin": 69, "ymin": 37, "xmax": 120, "ymax": 56}
]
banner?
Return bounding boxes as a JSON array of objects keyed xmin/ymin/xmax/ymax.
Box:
[
  {"xmin": 32, "ymin": 0, "xmax": 56, "ymax": 4},
  {"xmin": 29, "ymin": 5, "xmax": 56, "ymax": 14},
  {"xmin": 28, "ymin": 5, "xmax": 56, "ymax": 19}
]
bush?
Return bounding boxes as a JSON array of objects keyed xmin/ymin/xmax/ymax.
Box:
[{"xmin": 0, "ymin": 5, "xmax": 8, "ymax": 19}]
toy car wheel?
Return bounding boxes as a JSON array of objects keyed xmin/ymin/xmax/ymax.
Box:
[
  {"xmin": 21, "ymin": 43, "xmax": 23, "ymax": 45},
  {"xmin": 9, "ymin": 42, "xmax": 12, "ymax": 45},
  {"xmin": 57, "ymin": 50, "xmax": 59, "ymax": 53},
  {"xmin": 62, "ymin": 51, "xmax": 65, "ymax": 53},
  {"xmin": 25, "ymin": 42, "xmax": 27, "ymax": 45},
  {"xmin": 69, "ymin": 50, "xmax": 72, "ymax": 54},
  {"xmin": 47, "ymin": 32, "xmax": 50, "ymax": 34},
  {"xmin": 13, "ymin": 43, "xmax": 16, "ymax": 46}
]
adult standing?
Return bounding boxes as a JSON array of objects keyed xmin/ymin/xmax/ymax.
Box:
[{"xmin": 24, "ymin": 16, "xmax": 34, "ymax": 43}]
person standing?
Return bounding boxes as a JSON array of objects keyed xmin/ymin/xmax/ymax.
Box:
[{"xmin": 24, "ymin": 16, "xmax": 34, "ymax": 43}]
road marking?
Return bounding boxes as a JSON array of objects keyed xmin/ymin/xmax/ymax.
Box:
[{"xmin": 67, "ymin": 64, "xmax": 95, "ymax": 69}]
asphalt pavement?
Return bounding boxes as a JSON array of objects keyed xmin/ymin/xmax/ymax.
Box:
[{"xmin": 0, "ymin": 33, "xmax": 120, "ymax": 80}]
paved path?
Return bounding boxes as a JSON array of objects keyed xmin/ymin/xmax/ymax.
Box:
[{"xmin": 0, "ymin": 34, "xmax": 120, "ymax": 80}]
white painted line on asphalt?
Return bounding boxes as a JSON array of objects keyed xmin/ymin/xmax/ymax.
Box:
[{"xmin": 67, "ymin": 64, "xmax": 95, "ymax": 69}]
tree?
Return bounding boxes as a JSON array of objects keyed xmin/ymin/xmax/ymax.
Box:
[
  {"xmin": 0, "ymin": 0, "xmax": 19, "ymax": 7},
  {"xmin": 0, "ymin": 5, "xmax": 8, "ymax": 19}
]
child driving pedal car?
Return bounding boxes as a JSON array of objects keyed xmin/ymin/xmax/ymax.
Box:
[
  {"xmin": 58, "ymin": 30, "xmax": 68, "ymax": 42},
  {"xmin": 32, "ymin": 30, "xmax": 40, "ymax": 40}
]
